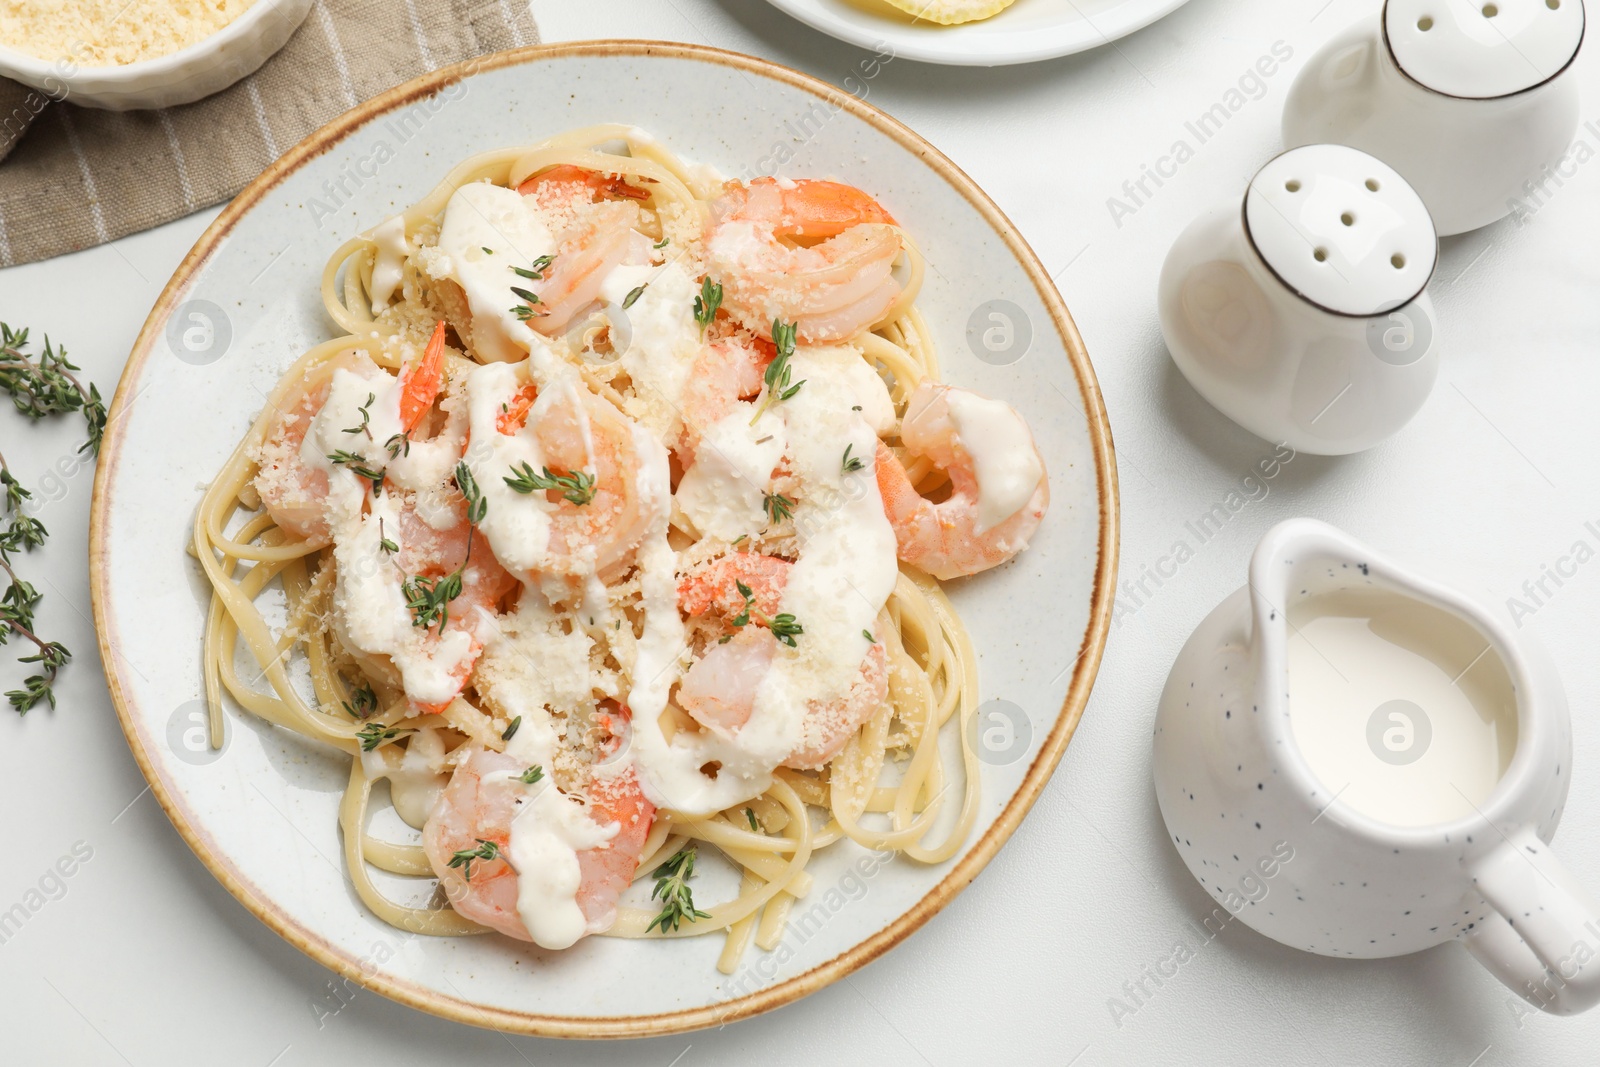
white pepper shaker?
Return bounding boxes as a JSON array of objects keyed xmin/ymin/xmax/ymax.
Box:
[
  {"xmin": 1283, "ymin": 0, "xmax": 1585, "ymax": 235},
  {"xmin": 1159, "ymin": 144, "xmax": 1441, "ymax": 455}
]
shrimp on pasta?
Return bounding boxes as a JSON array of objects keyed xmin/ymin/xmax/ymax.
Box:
[{"xmin": 193, "ymin": 126, "xmax": 1050, "ymax": 971}]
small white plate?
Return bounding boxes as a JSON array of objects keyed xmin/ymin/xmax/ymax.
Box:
[
  {"xmin": 89, "ymin": 41, "xmax": 1116, "ymax": 1036},
  {"xmin": 764, "ymin": 0, "xmax": 1196, "ymax": 66}
]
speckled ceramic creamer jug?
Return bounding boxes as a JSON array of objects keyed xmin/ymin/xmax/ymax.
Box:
[{"xmin": 1154, "ymin": 518, "xmax": 1600, "ymax": 1015}]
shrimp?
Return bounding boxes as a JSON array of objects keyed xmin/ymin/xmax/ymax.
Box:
[
  {"xmin": 674, "ymin": 336, "xmax": 771, "ymax": 466},
  {"xmin": 254, "ymin": 350, "xmax": 386, "ymax": 541},
  {"xmin": 517, "ymin": 164, "xmax": 650, "ymax": 203},
  {"xmin": 422, "ymin": 742, "xmax": 655, "ymax": 945},
  {"xmin": 675, "ymin": 554, "xmax": 888, "ymax": 770},
  {"xmin": 677, "ymin": 552, "xmax": 789, "ymax": 621},
  {"xmin": 525, "ymin": 201, "xmax": 642, "ymax": 335},
  {"xmin": 524, "ymin": 385, "xmax": 657, "ymax": 578},
  {"xmin": 875, "ymin": 382, "xmax": 1049, "ymax": 581},
  {"xmin": 399, "ymin": 320, "xmax": 448, "ymax": 432},
  {"xmin": 254, "ymin": 385, "xmax": 333, "ymax": 542},
  {"xmin": 383, "ymin": 497, "xmax": 518, "ymax": 713},
  {"xmin": 704, "ymin": 177, "xmax": 903, "ymax": 344},
  {"xmin": 255, "ymin": 325, "xmax": 450, "ymax": 540},
  {"xmin": 255, "ymin": 325, "xmax": 515, "ymax": 710}
]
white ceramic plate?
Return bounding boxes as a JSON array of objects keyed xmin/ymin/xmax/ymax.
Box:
[
  {"xmin": 90, "ymin": 42, "xmax": 1116, "ymax": 1036},
  {"xmin": 764, "ymin": 0, "xmax": 1195, "ymax": 66}
]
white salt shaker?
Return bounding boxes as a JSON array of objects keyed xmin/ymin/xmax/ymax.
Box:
[
  {"xmin": 1283, "ymin": 0, "xmax": 1585, "ymax": 235},
  {"xmin": 1159, "ymin": 144, "xmax": 1441, "ymax": 455}
]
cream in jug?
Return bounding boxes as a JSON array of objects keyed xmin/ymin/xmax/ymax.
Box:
[{"xmin": 1286, "ymin": 588, "xmax": 1517, "ymax": 827}]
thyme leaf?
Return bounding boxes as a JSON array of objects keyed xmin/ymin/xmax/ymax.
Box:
[
  {"xmin": 504, "ymin": 462, "xmax": 596, "ymax": 507},
  {"xmin": 693, "ymin": 278, "xmax": 722, "ymax": 334},
  {"xmin": 749, "ymin": 319, "xmax": 802, "ymax": 424},
  {"xmin": 342, "ymin": 392, "xmax": 375, "ymax": 437},
  {"xmin": 341, "ymin": 683, "xmax": 378, "ymax": 720},
  {"xmin": 356, "ymin": 722, "xmax": 411, "ymax": 752},
  {"xmin": 448, "ymin": 838, "xmax": 500, "ymax": 880},
  {"xmin": 646, "ymin": 847, "xmax": 712, "ymax": 933},
  {"xmin": 762, "ymin": 491, "xmax": 794, "ymax": 525}
]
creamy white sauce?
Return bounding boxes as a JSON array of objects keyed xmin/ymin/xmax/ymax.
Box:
[
  {"xmin": 635, "ymin": 349, "xmax": 897, "ymax": 814},
  {"xmin": 490, "ymin": 659, "xmax": 617, "ymax": 947},
  {"xmin": 304, "ymin": 363, "xmax": 477, "ymax": 705},
  {"xmin": 599, "ymin": 260, "xmax": 700, "ymax": 442},
  {"xmin": 505, "ymin": 791, "xmax": 616, "ymax": 949},
  {"xmin": 674, "ymin": 406, "xmax": 786, "ymax": 542},
  {"xmin": 809, "ymin": 343, "xmax": 895, "ymax": 434},
  {"xmin": 462, "ymin": 360, "xmax": 551, "ymax": 579},
  {"xmin": 435, "ymin": 182, "xmax": 559, "ymax": 366},
  {"xmin": 361, "ymin": 726, "xmax": 448, "ymax": 829},
  {"xmin": 467, "ymin": 596, "xmax": 619, "ymax": 949},
  {"xmin": 944, "ymin": 389, "xmax": 1044, "ymax": 533},
  {"xmin": 369, "ymin": 215, "xmax": 409, "ymax": 315}
]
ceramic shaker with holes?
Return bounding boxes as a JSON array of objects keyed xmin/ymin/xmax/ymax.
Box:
[
  {"xmin": 1158, "ymin": 143, "xmax": 1441, "ymax": 455},
  {"xmin": 1283, "ymin": 0, "xmax": 1585, "ymax": 236}
]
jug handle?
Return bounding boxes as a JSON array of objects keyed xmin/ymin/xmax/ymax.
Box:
[{"xmin": 1462, "ymin": 825, "xmax": 1600, "ymax": 1015}]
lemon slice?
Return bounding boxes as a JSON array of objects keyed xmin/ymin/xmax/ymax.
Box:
[{"xmin": 881, "ymin": 0, "xmax": 1018, "ymax": 26}]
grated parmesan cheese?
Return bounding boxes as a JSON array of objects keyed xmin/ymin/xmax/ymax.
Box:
[{"xmin": 0, "ymin": 0, "xmax": 258, "ymax": 67}]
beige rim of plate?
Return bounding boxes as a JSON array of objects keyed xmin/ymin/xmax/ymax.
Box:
[{"xmin": 87, "ymin": 40, "xmax": 1120, "ymax": 1039}]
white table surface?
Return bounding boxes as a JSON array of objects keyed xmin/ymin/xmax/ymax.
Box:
[{"xmin": 4, "ymin": 0, "xmax": 1598, "ymax": 1062}]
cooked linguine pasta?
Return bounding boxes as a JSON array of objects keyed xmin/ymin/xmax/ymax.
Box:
[{"xmin": 192, "ymin": 125, "xmax": 1049, "ymax": 970}]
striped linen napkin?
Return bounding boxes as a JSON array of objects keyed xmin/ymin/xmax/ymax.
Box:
[{"xmin": 0, "ymin": 0, "xmax": 538, "ymax": 267}]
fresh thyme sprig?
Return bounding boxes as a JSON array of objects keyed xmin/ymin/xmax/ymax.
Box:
[
  {"xmin": 749, "ymin": 319, "xmax": 803, "ymax": 425},
  {"xmin": 341, "ymin": 682, "xmax": 378, "ymax": 719},
  {"xmin": 0, "ymin": 323, "xmax": 107, "ymax": 456},
  {"xmin": 511, "ymin": 254, "xmax": 554, "ymax": 281},
  {"xmin": 356, "ymin": 722, "xmax": 411, "ymax": 751},
  {"xmin": 622, "ymin": 284, "xmax": 647, "ymax": 310},
  {"xmin": 403, "ymin": 569, "xmax": 463, "ymax": 631},
  {"xmin": 501, "ymin": 715, "xmax": 522, "ymax": 741},
  {"xmin": 0, "ymin": 320, "xmax": 105, "ymax": 715},
  {"xmin": 448, "ymin": 838, "xmax": 500, "ymax": 880},
  {"xmin": 454, "ymin": 462, "xmax": 487, "ymax": 524},
  {"xmin": 384, "ymin": 431, "xmax": 410, "ymax": 459},
  {"xmin": 842, "ymin": 443, "xmax": 866, "ymax": 473},
  {"xmin": 766, "ymin": 614, "xmax": 803, "ymax": 647},
  {"xmin": 342, "ymin": 392, "xmax": 375, "ymax": 437},
  {"xmin": 508, "ymin": 260, "xmax": 555, "ymax": 321},
  {"xmin": 731, "ymin": 580, "xmax": 755, "ymax": 628},
  {"xmin": 762, "ymin": 491, "xmax": 794, "ymax": 525},
  {"xmin": 327, "ymin": 450, "xmax": 385, "ymax": 495},
  {"xmin": 1, "ymin": 451, "xmax": 71, "ymax": 715},
  {"xmin": 729, "ymin": 580, "xmax": 804, "ymax": 647},
  {"xmin": 518, "ymin": 765, "xmax": 544, "ymax": 785},
  {"xmin": 646, "ymin": 846, "xmax": 712, "ymax": 933},
  {"xmin": 693, "ymin": 278, "xmax": 722, "ymax": 335},
  {"xmin": 400, "ymin": 463, "xmax": 485, "ymax": 633},
  {"xmin": 504, "ymin": 462, "xmax": 596, "ymax": 507}
]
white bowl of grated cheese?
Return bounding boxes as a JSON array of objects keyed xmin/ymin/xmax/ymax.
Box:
[{"xmin": 0, "ymin": 0, "xmax": 314, "ymax": 111}]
